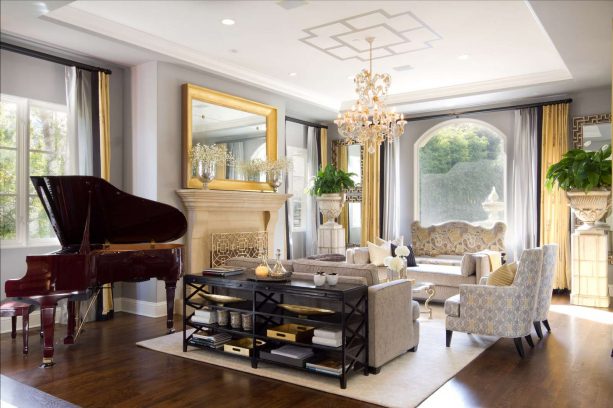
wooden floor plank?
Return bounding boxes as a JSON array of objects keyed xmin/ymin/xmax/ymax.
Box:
[{"xmin": 1, "ymin": 295, "xmax": 611, "ymax": 407}]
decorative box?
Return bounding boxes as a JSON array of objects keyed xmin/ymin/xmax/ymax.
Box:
[
  {"xmin": 266, "ymin": 323, "xmax": 315, "ymax": 343},
  {"xmin": 223, "ymin": 338, "xmax": 265, "ymax": 357}
]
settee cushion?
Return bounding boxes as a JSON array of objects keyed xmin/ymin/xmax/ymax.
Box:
[
  {"xmin": 444, "ymin": 294, "xmax": 460, "ymax": 317},
  {"xmin": 405, "ymin": 264, "xmax": 476, "ymax": 287}
]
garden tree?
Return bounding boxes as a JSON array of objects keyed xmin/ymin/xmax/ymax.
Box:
[
  {"xmin": 0, "ymin": 100, "xmax": 67, "ymax": 240},
  {"xmin": 418, "ymin": 123, "xmax": 504, "ymax": 225}
]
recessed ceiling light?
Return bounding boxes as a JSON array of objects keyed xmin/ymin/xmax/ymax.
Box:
[
  {"xmin": 347, "ymin": 76, "xmax": 354, "ymax": 80},
  {"xmin": 221, "ymin": 19, "xmax": 235, "ymax": 26},
  {"xmin": 289, "ymin": 72, "xmax": 297, "ymax": 77},
  {"xmin": 457, "ymin": 54, "xmax": 470, "ymax": 60}
]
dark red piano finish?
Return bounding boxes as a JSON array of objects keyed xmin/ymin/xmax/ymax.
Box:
[{"xmin": 4, "ymin": 176, "xmax": 187, "ymax": 366}]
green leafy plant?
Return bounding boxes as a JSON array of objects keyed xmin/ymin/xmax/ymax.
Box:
[
  {"xmin": 307, "ymin": 164, "xmax": 356, "ymax": 196},
  {"xmin": 545, "ymin": 145, "xmax": 611, "ymax": 192}
]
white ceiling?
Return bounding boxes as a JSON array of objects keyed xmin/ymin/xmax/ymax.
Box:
[{"xmin": 1, "ymin": 1, "xmax": 611, "ymax": 119}]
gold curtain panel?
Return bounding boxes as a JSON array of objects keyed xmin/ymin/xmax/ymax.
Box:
[{"xmin": 540, "ymin": 103, "xmax": 570, "ymax": 290}]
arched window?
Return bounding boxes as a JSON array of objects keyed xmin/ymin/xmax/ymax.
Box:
[{"xmin": 415, "ymin": 119, "xmax": 506, "ymax": 226}]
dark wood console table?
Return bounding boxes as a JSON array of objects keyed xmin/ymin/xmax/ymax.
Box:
[{"xmin": 183, "ymin": 271, "xmax": 368, "ymax": 388}]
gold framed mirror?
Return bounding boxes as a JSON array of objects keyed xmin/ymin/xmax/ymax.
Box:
[{"xmin": 182, "ymin": 83, "xmax": 277, "ymax": 191}]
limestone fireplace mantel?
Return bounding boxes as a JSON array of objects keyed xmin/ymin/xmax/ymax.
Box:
[{"xmin": 176, "ymin": 189, "xmax": 290, "ymax": 275}]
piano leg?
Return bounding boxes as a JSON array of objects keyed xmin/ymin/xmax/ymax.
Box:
[
  {"xmin": 64, "ymin": 300, "xmax": 76, "ymax": 344},
  {"xmin": 165, "ymin": 281, "xmax": 176, "ymax": 334},
  {"xmin": 40, "ymin": 304, "xmax": 56, "ymax": 367}
]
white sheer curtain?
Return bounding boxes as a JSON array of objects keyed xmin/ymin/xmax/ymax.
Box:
[
  {"xmin": 509, "ymin": 108, "xmax": 539, "ymax": 261},
  {"xmin": 65, "ymin": 67, "xmax": 93, "ymax": 176},
  {"xmin": 226, "ymin": 141, "xmax": 244, "ymax": 179},
  {"xmin": 305, "ymin": 127, "xmax": 319, "ymax": 256},
  {"xmin": 382, "ymin": 140, "xmax": 399, "ymax": 240}
]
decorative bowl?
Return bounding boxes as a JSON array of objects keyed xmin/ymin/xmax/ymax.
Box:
[
  {"xmin": 199, "ymin": 293, "xmax": 245, "ymax": 305},
  {"xmin": 278, "ymin": 304, "xmax": 335, "ymax": 317}
]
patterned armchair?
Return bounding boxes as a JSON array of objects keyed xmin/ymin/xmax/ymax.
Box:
[
  {"xmin": 533, "ymin": 244, "xmax": 558, "ymax": 338},
  {"xmin": 444, "ymin": 248, "xmax": 544, "ymax": 357}
]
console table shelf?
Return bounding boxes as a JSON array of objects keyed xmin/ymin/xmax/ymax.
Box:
[{"xmin": 183, "ymin": 272, "xmax": 368, "ymax": 389}]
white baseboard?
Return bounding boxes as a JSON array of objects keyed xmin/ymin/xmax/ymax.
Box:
[
  {"xmin": 0, "ymin": 298, "xmax": 174, "ymax": 333},
  {"xmin": 114, "ymin": 297, "xmax": 168, "ymax": 318}
]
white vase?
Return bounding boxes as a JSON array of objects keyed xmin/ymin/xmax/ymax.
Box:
[
  {"xmin": 316, "ymin": 193, "xmax": 345, "ymax": 225},
  {"xmin": 566, "ymin": 190, "xmax": 611, "ymax": 230}
]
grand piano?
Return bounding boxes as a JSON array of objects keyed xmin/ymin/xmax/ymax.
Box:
[{"xmin": 4, "ymin": 176, "xmax": 187, "ymax": 366}]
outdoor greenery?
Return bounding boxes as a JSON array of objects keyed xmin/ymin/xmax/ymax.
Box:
[
  {"xmin": 545, "ymin": 145, "xmax": 612, "ymax": 192},
  {"xmin": 0, "ymin": 99, "xmax": 67, "ymax": 241},
  {"xmin": 308, "ymin": 164, "xmax": 356, "ymax": 196},
  {"xmin": 419, "ymin": 122, "xmax": 505, "ymax": 225}
]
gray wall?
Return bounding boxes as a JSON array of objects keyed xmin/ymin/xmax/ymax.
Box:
[{"xmin": 0, "ymin": 49, "xmax": 127, "ymax": 299}]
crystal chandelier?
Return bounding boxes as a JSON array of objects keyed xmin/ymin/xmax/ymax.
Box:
[{"xmin": 335, "ymin": 37, "xmax": 407, "ymax": 154}]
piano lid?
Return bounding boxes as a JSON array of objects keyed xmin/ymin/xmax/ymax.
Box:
[{"xmin": 31, "ymin": 176, "xmax": 187, "ymax": 247}]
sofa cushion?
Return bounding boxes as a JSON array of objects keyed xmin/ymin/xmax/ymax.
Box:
[
  {"xmin": 375, "ymin": 236, "xmax": 404, "ymax": 247},
  {"xmin": 415, "ymin": 256, "xmax": 462, "ymax": 267},
  {"xmin": 292, "ymin": 258, "xmax": 380, "ymax": 285},
  {"xmin": 405, "ymin": 264, "xmax": 477, "ymax": 287},
  {"xmin": 353, "ymin": 247, "xmax": 370, "ymax": 265},
  {"xmin": 444, "ymin": 294, "xmax": 461, "ymax": 317},
  {"xmin": 411, "ymin": 300, "xmax": 421, "ymax": 321}
]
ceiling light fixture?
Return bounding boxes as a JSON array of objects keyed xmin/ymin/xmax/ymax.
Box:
[
  {"xmin": 221, "ymin": 19, "xmax": 235, "ymax": 26},
  {"xmin": 335, "ymin": 37, "xmax": 406, "ymax": 154},
  {"xmin": 457, "ymin": 54, "xmax": 470, "ymax": 60},
  {"xmin": 289, "ymin": 72, "xmax": 297, "ymax": 77}
]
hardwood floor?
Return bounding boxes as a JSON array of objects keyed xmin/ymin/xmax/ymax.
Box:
[{"xmin": 1, "ymin": 295, "xmax": 611, "ymax": 407}]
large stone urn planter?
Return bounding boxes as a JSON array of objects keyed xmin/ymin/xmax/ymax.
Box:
[
  {"xmin": 316, "ymin": 193, "xmax": 345, "ymax": 225},
  {"xmin": 566, "ymin": 190, "xmax": 611, "ymax": 230}
]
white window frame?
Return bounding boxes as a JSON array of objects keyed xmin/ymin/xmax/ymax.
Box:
[
  {"xmin": 413, "ymin": 118, "xmax": 507, "ymax": 224},
  {"xmin": 1, "ymin": 93, "xmax": 66, "ymax": 248}
]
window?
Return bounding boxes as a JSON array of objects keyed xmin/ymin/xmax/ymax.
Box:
[
  {"xmin": 0, "ymin": 94, "xmax": 68, "ymax": 246},
  {"xmin": 415, "ymin": 119, "xmax": 506, "ymax": 226},
  {"xmin": 287, "ymin": 146, "xmax": 307, "ymax": 231}
]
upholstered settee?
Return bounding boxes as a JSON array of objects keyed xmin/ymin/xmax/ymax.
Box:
[
  {"xmin": 346, "ymin": 221, "xmax": 506, "ymax": 302},
  {"xmin": 224, "ymin": 257, "xmax": 420, "ymax": 372}
]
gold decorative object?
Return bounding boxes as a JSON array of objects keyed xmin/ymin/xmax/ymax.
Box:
[
  {"xmin": 278, "ymin": 304, "xmax": 335, "ymax": 318},
  {"xmin": 211, "ymin": 231, "xmax": 267, "ymax": 267},
  {"xmin": 182, "ymin": 83, "xmax": 278, "ymax": 191},
  {"xmin": 267, "ymin": 323, "xmax": 315, "ymax": 343},
  {"xmin": 334, "ymin": 37, "xmax": 407, "ymax": 154},
  {"xmin": 223, "ymin": 338, "xmax": 266, "ymax": 357},
  {"xmin": 198, "ymin": 293, "xmax": 245, "ymax": 305}
]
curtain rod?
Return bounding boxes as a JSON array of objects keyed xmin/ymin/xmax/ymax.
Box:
[
  {"xmin": 1, "ymin": 42, "xmax": 112, "ymax": 75},
  {"xmin": 405, "ymin": 98, "xmax": 573, "ymax": 122},
  {"xmin": 286, "ymin": 116, "xmax": 328, "ymax": 129}
]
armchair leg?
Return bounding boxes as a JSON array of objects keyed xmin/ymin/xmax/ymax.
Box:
[
  {"xmin": 524, "ymin": 334, "xmax": 534, "ymax": 348},
  {"xmin": 542, "ymin": 319, "xmax": 551, "ymax": 332},
  {"xmin": 513, "ymin": 338, "xmax": 525, "ymax": 358},
  {"xmin": 446, "ymin": 330, "xmax": 453, "ymax": 347},
  {"xmin": 533, "ymin": 321, "xmax": 543, "ymax": 339}
]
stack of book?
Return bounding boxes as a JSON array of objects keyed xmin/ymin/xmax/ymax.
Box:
[
  {"xmin": 305, "ymin": 358, "xmax": 346, "ymax": 376},
  {"xmin": 270, "ymin": 345, "xmax": 314, "ymax": 360},
  {"xmin": 190, "ymin": 332, "xmax": 232, "ymax": 348},
  {"xmin": 312, "ymin": 326, "xmax": 342, "ymax": 347},
  {"xmin": 191, "ymin": 309, "xmax": 216, "ymax": 325},
  {"xmin": 202, "ymin": 266, "xmax": 245, "ymax": 277}
]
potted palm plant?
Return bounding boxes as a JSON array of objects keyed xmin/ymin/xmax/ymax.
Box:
[
  {"xmin": 545, "ymin": 145, "xmax": 611, "ymax": 229},
  {"xmin": 307, "ymin": 164, "xmax": 356, "ymax": 224}
]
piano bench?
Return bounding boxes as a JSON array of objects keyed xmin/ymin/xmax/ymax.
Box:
[{"xmin": 0, "ymin": 301, "xmax": 37, "ymax": 354}]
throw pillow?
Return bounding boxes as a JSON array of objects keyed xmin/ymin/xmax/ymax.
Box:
[
  {"xmin": 391, "ymin": 243, "xmax": 417, "ymax": 267},
  {"xmin": 375, "ymin": 236, "xmax": 404, "ymax": 247},
  {"xmin": 367, "ymin": 241, "xmax": 391, "ymax": 266},
  {"xmin": 486, "ymin": 262, "xmax": 518, "ymax": 286}
]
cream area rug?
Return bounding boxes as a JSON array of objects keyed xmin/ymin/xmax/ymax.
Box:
[{"xmin": 137, "ymin": 314, "xmax": 496, "ymax": 408}]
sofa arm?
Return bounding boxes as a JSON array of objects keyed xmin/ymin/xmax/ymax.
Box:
[
  {"xmin": 472, "ymin": 254, "xmax": 492, "ymax": 282},
  {"xmin": 346, "ymin": 248, "xmax": 355, "ymax": 264},
  {"xmin": 368, "ymin": 279, "xmax": 414, "ymax": 368}
]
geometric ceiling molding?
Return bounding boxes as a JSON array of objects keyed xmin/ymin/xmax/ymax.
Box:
[{"xmin": 300, "ymin": 9, "xmax": 442, "ymax": 62}]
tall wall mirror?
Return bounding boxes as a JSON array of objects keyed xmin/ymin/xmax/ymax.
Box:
[
  {"xmin": 333, "ymin": 140, "xmax": 363, "ymax": 247},
  {"xmin": 182, "ymin": 83, "xmax": 277, "ymax": 190}
]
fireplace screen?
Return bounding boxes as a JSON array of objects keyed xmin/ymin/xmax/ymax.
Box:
[{"xmin": 210, "ymin": 231, "xmax": 268, "ymax": 267}]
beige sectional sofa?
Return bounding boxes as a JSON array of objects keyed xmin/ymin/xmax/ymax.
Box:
[
  {"xmin": 346, "ymin": 221, "xmax": 506, "ymax": 302},
  {"xmin": 224, "ymin": 257, "xmax": 420, "ymax": 372}
]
